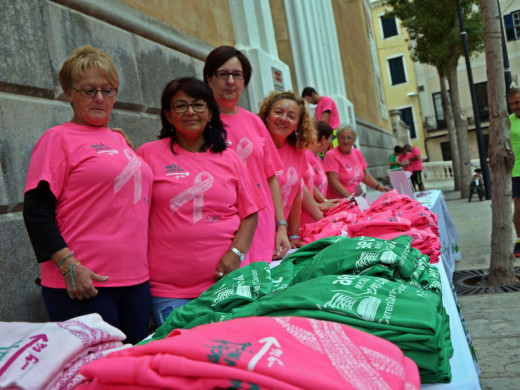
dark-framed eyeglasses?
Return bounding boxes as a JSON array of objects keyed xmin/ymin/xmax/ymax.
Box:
[
  {"xmin": 214, "ymin": 70, "xmax": 245, "ymax": 80},
  {"xmin": 72, "ymin": 87, "xmax": 118, "ymax": 98},
  {"xmin": 171, "ymin": 102, "xmax": 208, "ymax": 114}
]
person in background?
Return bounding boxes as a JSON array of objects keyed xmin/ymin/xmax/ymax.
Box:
[
  {"xmin": 389, "ymin": 145, "xmax": 404, "ymax": 171},
  {"xmin": 23, "ymin": 45, "xmax": 153, "ymax": 344},
  {"xmin": 301, "ymin": 121, "xmax": 342, "ymax": 225},
  {"xmin": 507, "ymin": 87, "xmax": 520, "ymax": 257},
  {"xmin": 301, "ymin": 87, "xmax": 341, "ymax": 147},
  {"xmin": 403, "ymin": 143, "xmax": 425, "ymax": 191},
  {"xmin": 204, "ymin": 46, "xmax": 290, "ymax": 261},
  {"xmin": 137, "ymin": 77, "xmax": 260, "ymax": 326},
  {"xmin": 323, "ymin": 124, "xmax": 390, "ymax": 199},
  {"xmin": 257, "ymin": 91, "xmax": 316, "ymax": 248}
]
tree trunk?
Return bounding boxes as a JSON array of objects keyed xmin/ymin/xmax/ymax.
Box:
[
  {"xmin": 447, "ymin": 61, "xmax": 472, "ymax": 199},
  {"xmin": 481, "ymin": 0, "xmax": 516, "ymax": 286},
  {"xmin": 438, "ymin": 71, "xmax": 461, "ymax": 191}
]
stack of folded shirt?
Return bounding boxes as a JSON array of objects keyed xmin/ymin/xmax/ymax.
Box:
[
  {"xmin": 0, "ymin": 313, "xmax": 129, "ymax": 389},
  {"xmin": 144, "ymin": 236, "xmax": 452, "ymax": 383},
  {"xmin": 79, "ymin": 316, "xmax": 421, "ymax": 390}
]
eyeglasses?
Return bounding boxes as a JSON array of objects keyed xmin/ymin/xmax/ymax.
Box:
[
  {"xmin": 72, "ymin": 87, "xmax": 118, "ymax": 98},
  {"xmin": 214, "ymin": 70, "xmax": 245, "ymax": 80},
  {"xmin": 171, "ymin": 102, "xmax": 208, "ymax": 114}
]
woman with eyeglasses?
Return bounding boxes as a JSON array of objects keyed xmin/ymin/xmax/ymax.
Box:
[
  {"xmin": 137, "ymin": 77, "xmax": 261, "ymax": 327},
  {"xmin": 323, "ymin": 125, "xmax": 390, "ymax": 199},
  {"xmin": 204, "ymin": 46, "xmax": 290, "ymax": 262},
  {"xmin": 23, "ymin": 45, "xmax": 153, "ymax": 344}
]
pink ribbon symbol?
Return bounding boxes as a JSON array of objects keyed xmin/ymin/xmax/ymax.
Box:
[
  {"xmin": 114, "ymin": 148, "xmax": 142, "ymax": 204},
  {"xmin": 236, "ymin": 138, "xmax": 253, "ymax": 165},
  {"xmin": 170, "ymin": 172, "xmax": 214, "ymax": 222},
  {"xmin": 280, "ymin": 167, "xmax": 298, "ymax": 208}
]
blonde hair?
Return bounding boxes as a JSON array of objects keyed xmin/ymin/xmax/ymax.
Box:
[
  {"xmin": 58, "ymin": 45, "xmax": 119, "ymax": 92},
  {"xmin": 257, "ymin": 90, "xmax": 316, "ymax": 150}
]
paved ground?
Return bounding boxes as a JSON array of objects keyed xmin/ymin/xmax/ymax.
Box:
[{"xmin": 439, "ymin": 185, "xmax": 520, "ymax": 390}]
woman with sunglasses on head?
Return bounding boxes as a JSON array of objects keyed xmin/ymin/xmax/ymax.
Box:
[
  {"xmin": 137, "ymin": 77, "xmax": 261, "ymax": 327},
  {"xmin": 204, "ymin": 46, "xmax": 290, "ymax": 262},
  {"xmin": 23, "ymin": 45, "xmax": 153, "ymax": 344}
]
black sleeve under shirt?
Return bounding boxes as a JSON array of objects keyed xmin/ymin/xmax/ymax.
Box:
[{"xmin": 23, "ymin": 181, "xmax": 67, "ymax": 263}]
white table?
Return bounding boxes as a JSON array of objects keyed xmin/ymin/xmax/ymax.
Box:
[
  {"xmin": 421, "ymin": 260, "xmax": 481, "ymax": 389},
  {"xmin": 415, "ymin": 190, "xmax": 461, "ymax": 281}
]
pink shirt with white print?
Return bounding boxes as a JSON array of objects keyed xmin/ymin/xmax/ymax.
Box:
[
  {"xmin": 24, "ymin": 122, "xmax": 153, "ymax": 288},
  {"xmin": 275, "ymin": 142, "xmax": 308, "ymax": 220},
  {"xmin": 323, "ymin": 147, "xmax": 367, "ymax": 198},
  {"xmin": 305, "ymin": 149, "xmax": 328, "ymax": 195},
  {"xmin": 137, "ymin": 139, "xmax": 261, "ymax": 299},
  {"xmin": 221, "ymin": 107, "xmax": 284, "ymax": 262}
]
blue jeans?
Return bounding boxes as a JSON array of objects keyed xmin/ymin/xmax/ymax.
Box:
[{"xmin": 151, "ymin": 296, "xmax": 192, "ymax": 327}]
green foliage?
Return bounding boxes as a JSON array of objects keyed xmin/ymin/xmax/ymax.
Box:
[{"xmin": 384, "ymin": 0, "xmax": 483, "ymax": 74}]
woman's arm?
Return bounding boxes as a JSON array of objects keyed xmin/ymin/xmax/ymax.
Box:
[
  {"xmin": 302, "ymin": 186, "xmax": 323, "ymax": 221},
  {"xmin": 216, "ymin": 212, "xmax": 258, "ymax": 278},
  {"xmin": 326, "ymin": 171, "xmax": 351, "ymax": 198},
  {"xmin": 267, "ymin": 175, "xmax": 290, "ymax": 259},
  {"xmin": 287, "ymin": 186, "xmax": 303, "ymax": 249},
  {"xmin": 23, "ymin": 182, "xmax": 108, "ymax": 300},
  {"xmin": 362, "ymin": 170, "xmax": 391, "ymax": 192}
]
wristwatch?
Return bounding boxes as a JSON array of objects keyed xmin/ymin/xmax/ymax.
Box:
[{"xmin": 230, "ymin": 247, "xmax": 246, "ymax": 262}]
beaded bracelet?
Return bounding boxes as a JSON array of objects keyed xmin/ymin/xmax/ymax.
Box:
[
  {"xmin": 375, "ymin": 184, "xmax": 381, "ymax": 190},
  {"xmin": 57, "ymin": 251, "xmax": 74, "ymax": 267},
  {"xmin": 62, "ymin": 259, "xmax": 80, "ymax": 276},
  {"xmin": 289, "ymin": 235, "xmax": 300, "ymax": 241},
  {"xmin": 62, "ymin": 260, "xmax": 80, "ymax": 291}
]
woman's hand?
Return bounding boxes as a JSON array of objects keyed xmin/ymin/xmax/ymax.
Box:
[
  {"xmin": 318, "ymin": 198, "xmax": 342, "ymax": 211},
  {"xmin": 289, "ymin": 238, "xmax": 304, "ymax": 249},
  {"xmin": 273, "ymin": 226, "xmax": 290, "ymax": 259},
  {"xmin": 214, "ymin": 250, "xmax": 242, "ymax": 280},
  {"xmin": 111, "ymin": 128, "xmax": 136, "ymax": 151},
  {"xmin": 64, "ymin": 263, "xmax": 109, "ymax": 300}
]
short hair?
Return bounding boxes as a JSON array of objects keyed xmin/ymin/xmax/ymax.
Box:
[
  {"xmin": 507, "ymin": 87, "xmax": 520, "ymax": 99},
  {"xmin": 203, "ymin": 46, "xmax": 252, "ymax": 86},
  {"xmin": 336, "ymin": 124, "xmax": 357, "ymax": 139},
  {"xmin": 58, "ymin": 45, "xmax": 119, "ymax": 93},
  {"xmin": 316, "ymin": 121, "xmax": 333, "ymax": 140},
  {"xmin": 159, "ymin": 77, "xmax": 227, "ymax": 153},
  {"xmin": 257, "ymin": 90, "xmax": 316, "ymax": 150},
  {"xmin": 301, "ymin": 87, "xmax": 317, "ymax": 98},
  {"xmin": 394, "ymin": 145, "xmax": 403, "ymax": 154}
]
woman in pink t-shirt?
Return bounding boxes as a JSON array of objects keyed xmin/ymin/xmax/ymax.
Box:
[
  {"xmin": 204, "ymin": 46, "xmax": 290, "ymax": 261},
  {"xmin": 323, "ymin": 125, "xmax": 391, "ymax": 199},
  {"xmin": 301, "ymin": 121, "xmax": 342, "ymax": 226},
  {"xmin": 137, "ymin": 77, "xmax": 261, "ymax": 326},
  {"xmin": 257, "ymin": 91, "xmax": 315, "ymax": 248},
  {"xmin": 23, "ymin": 46, "xmax": 153, "ymax": 344}
]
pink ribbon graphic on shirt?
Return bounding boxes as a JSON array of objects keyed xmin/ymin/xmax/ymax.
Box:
[
  {"xmin": 170, "ymin": 172, "xmax": 214, "ymax": 222},
  {"xmin": 114, "ymin": 148, "xmax": 142, "ymax": 204},
  {"xmin": 280, "ymin": 167, "xmax": 298, "ymax": 208},
  {"xmin": 236, "ymin": 138, "xmax": 253, "ymax": 165}
]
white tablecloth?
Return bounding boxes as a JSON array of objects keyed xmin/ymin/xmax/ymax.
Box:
[{"xmin": 415, "ymin": 190, "xmax": 461, "ymax": 281}]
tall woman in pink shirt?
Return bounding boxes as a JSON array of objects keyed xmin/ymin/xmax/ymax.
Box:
[
  {"xmin": 137, "ymin": 77, "xmax": 260, "ymax": 326},
  {"xmin": 204, "ymin": 46, "xmax": 290, "ymax": 261},
  {"xmin": 257, "ymin": 91, "xmax": 316, "ymax": 248},
  {"xmin": 323, "ymin": 125, "xmax": 390, "ymax": 199},
  {"xmin": 23, "ymin": 46, "xmax": 153, "ymax": 344}
]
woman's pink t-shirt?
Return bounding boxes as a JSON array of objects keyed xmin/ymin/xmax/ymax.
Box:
[
  {"xmin": 221, "ymin": 107, "xmax": 284, "ymax": 262},
  {"xmin": 137, "ymin": 139, "xmax": 261, "ymax": 299},
  {"xmin": 323, "ymin": 147, "xmax": 367, "ymax": 198},
  {"xmin": 275, "ymin": 143, "xmax": 308, "ymax": 220},
  {"xmin": 305, "ymin": 149, "xmax": 328, "ymax": 195},
  {"xmin": 24, "ymin": 122, "xmax": 153, "ymax": 288}
]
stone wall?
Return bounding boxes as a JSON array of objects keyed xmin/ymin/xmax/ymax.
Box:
[{"xmin": 0, "ymin": 0, "xmax": 211, "ymax": 321}]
